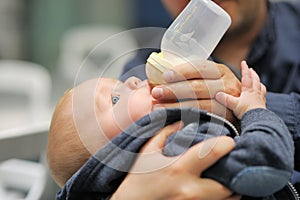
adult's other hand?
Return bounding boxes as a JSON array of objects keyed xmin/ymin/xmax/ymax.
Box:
[{"xmin": 111, "ymin": 121, "xmax": 240, "ymax": 200}]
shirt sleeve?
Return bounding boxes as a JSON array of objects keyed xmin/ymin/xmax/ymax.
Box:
[{"xmin": 266, "ymin": 92, "xmax": 300, "ymax": 170}]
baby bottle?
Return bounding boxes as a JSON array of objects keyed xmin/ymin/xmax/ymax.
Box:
[{"xmin": 146, "ymin": 0, "xmax": 231, "ymax": 85}]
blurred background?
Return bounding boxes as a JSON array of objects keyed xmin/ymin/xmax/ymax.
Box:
[
  {"xmin": 0, "ymin": 0, "xmax": 172, "ymax": 107},
  {"xmin": 0, "ymin": 0, "xmax": 288, "ymax": 199},
  {"xmin": 0, "ymin": 0, "xmax": 171, "ymax": 199}
]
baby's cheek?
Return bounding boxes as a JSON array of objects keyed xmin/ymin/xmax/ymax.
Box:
[
  {"xmin": 128, "ymin": 101, "xmax": 145, "ymax": 121},
  {"xmin": 128, "ymin": 95, "xmax": 152, "ymax": 121},
  {"xmin": 111, "ymin": 106, "xmax": 135, "ymax": 133}
]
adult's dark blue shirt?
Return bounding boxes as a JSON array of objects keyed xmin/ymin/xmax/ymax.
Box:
[{"xmin": 120, "ymin": 0, "xmax": 300, "ymax": 171}]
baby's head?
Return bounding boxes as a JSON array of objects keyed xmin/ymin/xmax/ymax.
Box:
[{"xmin": 47, "ymin": 77, "xmax": 153, "ymax": 187}]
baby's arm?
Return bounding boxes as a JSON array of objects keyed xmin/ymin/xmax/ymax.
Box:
[
  {"xmin": 215, "ymin": 60, "xmax": 266, "ymax": 119},
  {"xmin": 211, "ymin": 61, "xmax": 294, "ymax": 197}
]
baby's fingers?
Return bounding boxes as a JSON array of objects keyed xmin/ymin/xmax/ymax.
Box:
[
  {"xmin": 261, "ymin": 83, "xmax": 267, "ymax": 96},
  {"xmin": 241, "ymin": 61, "xmax": 252, "ymax": 90},
  {"xmin": 215, "ymin": 92, "xmax": 238, "ymax": 111},
  {"xmin": 250, "ymin": 68, "xmax": 261, "ymax": 90}
]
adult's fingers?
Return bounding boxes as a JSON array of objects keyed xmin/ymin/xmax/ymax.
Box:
[
  {"xmin": 130, "ymin": 121, "xmax": 184, "ymax": 173},
  {"xmin": 152, "ymin": 79, "xmax": 224, "ymax": 100},
  {"xmin": 163, "ymin": 60, "xmax": 223, "ymax": 82},
  {"xmin": 185, "ymin": 178, "xmax": 236, "ymax": 200},
  {"xmin": 177, "ymin": 136, "xmax": 235, "ymax": 174},
  {"xmin": 152, "ymin": 62, "xmax": 241, "ymax": 100},
  {"xmin": 141, "ymin": 121, "xmax": 184, "ymax": 153},
  {"xmin": 153, "ymin": 99, "xmax": 234, "ymax": 120}
]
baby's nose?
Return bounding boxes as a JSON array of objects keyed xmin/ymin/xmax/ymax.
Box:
[{"xmin": 125, "ymin": 77, "xmax": 142, "ymax": 89}]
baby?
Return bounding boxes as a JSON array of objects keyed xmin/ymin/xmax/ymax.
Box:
[{"xmin": 47, "ymin": 61, "xmax": 294, "ymax": 199}]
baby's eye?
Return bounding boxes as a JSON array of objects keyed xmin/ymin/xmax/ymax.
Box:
[{"xmin": 111, "ymin": 95, "xmax": 120, "ymax": 105}]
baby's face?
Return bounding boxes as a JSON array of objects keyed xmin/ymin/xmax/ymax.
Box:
[
  {"xmin": 71, "ymin": 77, "xmax": 153, "ymax": 153},
  {"xmin": 95, "ymin": 77, "xmax": 153, "ymax": 139}
]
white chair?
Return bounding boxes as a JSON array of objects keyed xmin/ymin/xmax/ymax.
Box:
[
  {"xmin": 57, "ymin": 25, "xmax": 138, "ymax": 84},
  {"xmin": 0, "ymin": 60, "xmax": 52, "ymax": 130},
  {"xmin": 0, "ymin": 159, "xmax": 46, "ymax": 200},
  {"xmin": 0, "ymin": 122, "xmax": 50, "ymax": 200},
  {"xmin": 0, "ymin": 60, "xmax": 55, "ymax": 199}
]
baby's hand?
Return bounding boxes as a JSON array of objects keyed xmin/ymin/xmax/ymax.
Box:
[{"xmin": 215, "ymin": 61, "xmax": 266, "ymax": 119}]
